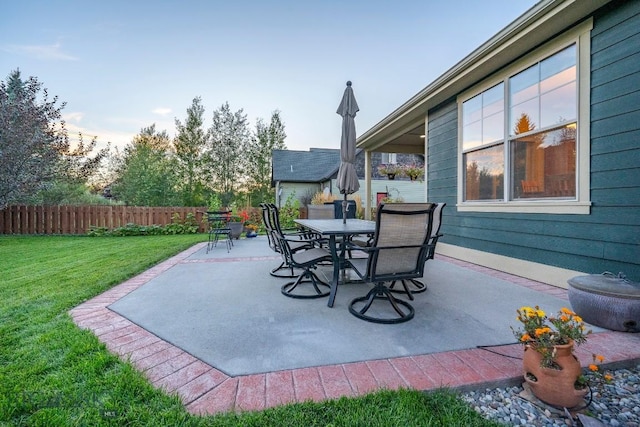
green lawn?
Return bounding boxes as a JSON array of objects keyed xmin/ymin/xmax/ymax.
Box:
[{"xmin": 0, "ymin": 235, "xmax": 499, "ymax": 426}]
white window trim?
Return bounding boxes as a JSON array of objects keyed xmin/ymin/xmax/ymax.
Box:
[
  {"xmin": 456, "ymin": 19, "xmax": 592, "ymax": 215},
  {"xmin": 381, "ymin": 153, "xmax": 397, "ymax": 164}
]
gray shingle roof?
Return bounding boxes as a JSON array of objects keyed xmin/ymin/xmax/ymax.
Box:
[{"xmin": 272, "ymin": 148, "xmax": 340, "ymax": 183}]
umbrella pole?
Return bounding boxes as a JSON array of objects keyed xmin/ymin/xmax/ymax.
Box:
[{"xmin": 342, "ymin": 196, "xmax": 347, "ymax": 224}]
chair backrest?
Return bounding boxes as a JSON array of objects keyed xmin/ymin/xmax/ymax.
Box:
[
  {"xmin": 206, "ymin": 210, "xmax": 231, "ymax": 231},
  {"xmin": 260, "ymin": 203, "xmax": 281, "ymax": 253},
  {"xmin": 367, "ymin": 203, "xmax": 435, "ymax": 282},
  {"xmin": 330, "ymin": 200, "xmax": 357, "ymax": 219},
  {"xmin": 427, "ymin": 202, "xmax": 446, "ymax": 260},
  {"xmin": 307, "ymin": 204, "xmax": 335, "ymax": 219}
]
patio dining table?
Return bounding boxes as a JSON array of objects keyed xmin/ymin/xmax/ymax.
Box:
[{"xmin": 295, "ymin": 218, "xmax": 376, "ymax": 307}]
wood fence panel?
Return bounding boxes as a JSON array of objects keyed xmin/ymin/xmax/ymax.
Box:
[
  {"xmin": 34, "ymin": 205, "xmax": 43, "ymax": 234},
  {"xmin": 0, "ymin": 205, "xmax": 209, "ymax": 234},
  {"xmin": 26, "ymin": 205, "xmax": 35, "ymax": 234},
  {"xmin": 19, "ymin": 205, "xmax": 27, "ymax": 234}
]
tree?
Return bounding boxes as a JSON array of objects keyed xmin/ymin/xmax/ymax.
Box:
[
  {"xmin": 206, "ymin": 102, "xmax": 251, "ymax": 206},
  {"xmin": 174, "ymin": 97, "xmax": 208, "ymax": 206},
  {"xmin": 112, "ymin": 125, "xmax": 178, "ymax": 206},
  {"xmin": 248, "ymin": 110, "xmax": 287, "ymax": 204},
  {"xmin": 32, "ymin": 133, "xmax": 111, "ymax": 205},
  {"xmin": 0, "ymin": 69, "xmax": 67, "ymax": 209}
]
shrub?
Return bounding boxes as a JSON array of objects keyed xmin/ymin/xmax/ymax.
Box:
[{"xmin": 87, "ymin": 213, "xmax": 199, "ymax": 237}]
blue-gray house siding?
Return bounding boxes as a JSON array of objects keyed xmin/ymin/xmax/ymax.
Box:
[{"xmin": 427, "ymin": 1, "xmax": 640, "ymax": 280}]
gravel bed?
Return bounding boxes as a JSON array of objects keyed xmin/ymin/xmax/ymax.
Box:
[{"xmin": 461, "ymin": 363, "xmax": 640, "ymax": 426}]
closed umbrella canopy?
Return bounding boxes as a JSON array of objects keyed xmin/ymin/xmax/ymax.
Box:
[{"xmin": 336, "ymin": 81, "xmax": 360, "ymax": 222}]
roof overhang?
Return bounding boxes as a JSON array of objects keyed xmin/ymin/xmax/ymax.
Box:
[{"xmin": 357, "ymin": 0, "xmax": 611, "ymax": 153}]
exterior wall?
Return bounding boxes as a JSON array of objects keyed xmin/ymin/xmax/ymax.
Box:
[
  {"xmin": 276, "ymin": 182, "xmax": 323, "ymax": 208},
  {"xmin": 330, "ymin": 179, "xmax": 426, "ymax": 207},
  {"xmin": 356, "ymin": 152, "xmax": 424, "ymax": 181},
  {"xmin": 428, "ymin": 1, "xmax": 640, "ymax": 281}
]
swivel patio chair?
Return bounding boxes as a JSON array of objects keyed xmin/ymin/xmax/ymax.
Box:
[
  {"xmin": 260, "ymin": 203, "xmax": 320, "ymax": 278},
  {"xmin": 388, "ymin": 202, "xmax": 446, "ymax": 299},
  {"xmin": 206, "ymin": 210, "xmax": 233, "ymax": 253},
  {"xmin": 345, "ymin": 203, "xmax": 435, "ymax": 324},
  {"xmin": 275, "ymin": 230, "xmax": 333, "ymax": 299}
]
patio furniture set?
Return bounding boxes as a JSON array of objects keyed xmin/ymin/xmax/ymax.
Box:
[{"xmin": 259, "ymin": 202, "xmax": 446, "ymax": 324}]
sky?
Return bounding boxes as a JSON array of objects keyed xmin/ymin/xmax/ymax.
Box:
[{"xmin": 1, "ymin": 0, "xmax": 537, "ymax": 153}]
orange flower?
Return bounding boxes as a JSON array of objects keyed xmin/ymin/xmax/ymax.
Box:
[
  {"xmin": 595, "ymin": 354, "xmax": 605, "ymax": 363},
  {"xmin": 560, "ymin": 307, "xmax": 575, "ymax": 315},
  {"xmin": 604, "ymin": 374, "xmax": 613, "ymax": 381},
  {"xmin": 520, "ymin": 333, "xmax": 531, "ymax": 342},
  {"xmin": 534, "ymin": 327, "xmax": 551, "ymax": 337},
  {"xmin": 589, "ymin": 364, "xmax": 599, "ymax": 372}
]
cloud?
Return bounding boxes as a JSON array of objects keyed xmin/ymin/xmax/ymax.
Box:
[
  {"xmin": 63, "ymin": 112, "xmax": 84, "ymax": 123},
  {"xmin": 2, "ymin": 42, "xmax": 78, "ymax": 61},
  {"xmin": 65, "ymin": 122, "xmax": 134, "ymax": 151},
  {"xmin": 152, "ymin": 107, "xmax": 172, "ymax": 116}
]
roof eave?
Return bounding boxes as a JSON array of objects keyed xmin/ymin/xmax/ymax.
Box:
[{"xmin": 357, "ymin": 0, "xmax": 611, "ymax": 151}]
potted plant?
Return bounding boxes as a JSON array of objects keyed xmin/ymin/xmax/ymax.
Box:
[
  {"xmin": 377, "ymin": 163, "xmax": 403, "ymax": 180},
  {"xmin": 244, "ymin": 222, "xmax": 259, "ymax": 238},
  {"xmin": 402, "ymin": 163, "xmax": 424, "ymax": 181},
  {"xmin": 512, "ymin": 306, "xmax": 610, "ymax": 408},
  {"xmin": 227, "ymin": 209, "xmax": 249, "ymax": 239}
]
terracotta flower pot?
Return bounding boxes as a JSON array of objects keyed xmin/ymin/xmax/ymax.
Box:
[{"xmin": 522, "ymin": 340, "xmax": 588, "ymax": 408}]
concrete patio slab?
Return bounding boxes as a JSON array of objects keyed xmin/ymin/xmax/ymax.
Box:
[{"xmin": 69, "ymin": 237, "xmax": 640, "ymax": 415}]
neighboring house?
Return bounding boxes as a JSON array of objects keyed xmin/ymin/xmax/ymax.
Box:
[
  {"xmin": 272, "ymin": 148, "xmax": 425, "ymax": 207},
  {"xmin": 357, "ymin": 0, "xmax": 640, "ymax": 286},
  {"xmin": 272, "ymin": 148, "xmax": 339, "ymax": 208}
]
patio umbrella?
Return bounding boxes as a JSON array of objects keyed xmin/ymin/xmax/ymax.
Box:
[{"xmin": 336, "ymin": 81, "xmax": 360, "ymax": 224}]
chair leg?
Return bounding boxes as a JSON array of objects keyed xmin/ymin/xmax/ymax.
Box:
[
  {"xmin": 281, "ymin": 268, "xmax": 330, "ymax": 299},
  {"xmin": 349, "ymin": 283, "xmax": 415, "ymax": 324},
  {"xmin": 270, "ymin": 261, "xmax": 301, "ymax": 278},
  {"xmin": 389, "ymin": 279, "xmax": 427, "ymax": 300},
  {"xmin": 225, "ymin": 233, "xmax": 232, "ymax": 252}
]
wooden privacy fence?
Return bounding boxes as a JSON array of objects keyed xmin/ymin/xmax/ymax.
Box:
[{"xmin": 0, "ymin": 205, "xmax": 209, "ymax": 235}]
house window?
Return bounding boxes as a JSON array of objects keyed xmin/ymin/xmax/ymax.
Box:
[
  {"xmin": 458, "ymin": 20, "xmax": 591, "ymax": 214},
  {"xmin": 381, "ymin": 153, "xmax": 397, "ymax": 164}
]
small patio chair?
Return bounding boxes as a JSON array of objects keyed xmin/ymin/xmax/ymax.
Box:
[
  {"xmin": 206, "ymin": 210, "xmax": 233, "ymax": 253},
  {"xmin": 388, "ymin": 202, "xmax": 446, "ymax": 298},
  {"xmin": 345, "ymin": 203, "xmax": 435, "ymax": 323},
  {"xmin": 260, "ymin": 203, "xmax": 320, "ymax": 278}
]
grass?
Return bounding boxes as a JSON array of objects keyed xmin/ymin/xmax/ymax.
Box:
[{"xmin": 0, "ymin": 235, "xmax": 500, "ymax": 426}]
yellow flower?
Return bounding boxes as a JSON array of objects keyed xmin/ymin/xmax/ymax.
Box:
[
  {"xmin": 536, "ymin": 309, "xmax": 546, "ymax": 318},
  {"xmin": 589, "ymin": 364, "xmax": 599, "ymax": 372},
  {"xmin": 604, "ymin": 374, "xmax": 613, "ymax": 381}
]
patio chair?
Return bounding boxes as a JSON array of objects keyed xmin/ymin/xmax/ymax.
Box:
[
  {"xmin": 260, "ymin": 203, "xmax": 320, "ymax": 278},
  {"xmin": 329, "ymin": 200, "xmax": 357, "ymax": 219},
  {"xmin": 388, "ymin": 202, "xmax": 446, "ymax": 298},
  {"xmin": 275, "ymin": 230, "xmax": 333, "ymax": 299},
  {"xmin": 345, "ymin": 203, "xmax": 435, "ymax": 323},
  {"xmin": 206, "ymin": 210, "xmax": 233, "ymax": 253}
]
